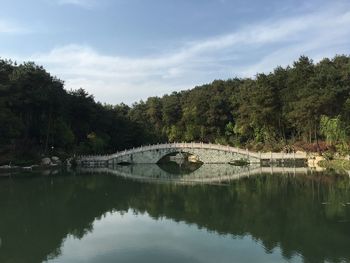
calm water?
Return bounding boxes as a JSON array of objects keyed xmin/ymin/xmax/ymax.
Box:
[{"xmin": 1, "ymin": 165, "xmax": 350, "ymax": 263}]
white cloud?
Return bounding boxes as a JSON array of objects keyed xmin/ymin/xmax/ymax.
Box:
[
  {"xmin": 56, "ymin": 0, "xmax": 96, "ymax": 8},
  {"xmin": 0, "ymin": 19, "xmax": 27, "ymax": 34},
  {"xmin": 11, "ymin": 3, "xmax": 350, "ymax": 104}
]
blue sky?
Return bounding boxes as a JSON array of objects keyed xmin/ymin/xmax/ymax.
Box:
[{"xmin": 1, "ymin": 0, "xmax": 350, "ymax": 104}]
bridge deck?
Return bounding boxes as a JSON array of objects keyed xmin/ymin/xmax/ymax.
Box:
[{"xmin": 79, "ymin": 142, "xmax": 308, "ymax": 164}]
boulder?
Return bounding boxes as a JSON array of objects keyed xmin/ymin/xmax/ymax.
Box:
[
  {"xmin": 308, "ymin": 155, "xmax": 325, "ymax": 169},
  {"xmin": 51, "ymin": 156, "xmax": 61, "ymax": 164},
  {"xmin": 315, "ymin": 156, "xmax": 325, "ymax": 164},
  {"xmin": 41, "ymin": 157, "xmax": 51, "ymax": 166},
  {"xmin": 65, "ymin": 158, "xmax": 72, "ymax": 167}
]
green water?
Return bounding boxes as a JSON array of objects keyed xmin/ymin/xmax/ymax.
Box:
[{"xmin": 1, "ymin": 166, "xmax": 350, "ymax": 263}]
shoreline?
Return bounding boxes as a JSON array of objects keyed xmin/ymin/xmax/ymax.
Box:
[
  {"xmin": 2, "ymin": 151, "xmax": 350, "ymax": 175},
  {"xmin": 0, "ymin": 156, "xmax": 74, "ymax": 175},
  {"xmin": 318, "ymin": 159, "xmax": 350, "ymax": 172}
]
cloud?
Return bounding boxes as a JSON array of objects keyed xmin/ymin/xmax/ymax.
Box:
[
  {"xmin": 56, "ymin": 0, "xmax": 96, "ymax": 8},
  {"xmin": 0, "ymin": 19, "xmax": 27, "ymax": 34},
  {"xmin": 12, "ymin": 3, "xmax": 350, "ymax": 104}
]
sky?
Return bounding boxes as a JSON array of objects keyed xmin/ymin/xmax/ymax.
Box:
[{"xmin": 1, "ymin": 0, "xmax": 350, "ymax": 104}]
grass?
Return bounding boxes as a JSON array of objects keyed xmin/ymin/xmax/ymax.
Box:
[{"xmin": 318, "ymin": 159, "xmax": 350, "ymax": 171}]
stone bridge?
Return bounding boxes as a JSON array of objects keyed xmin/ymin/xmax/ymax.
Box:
[{"xmin": 79, "ymin": 142, "xmax": 307, "ymax": 166}]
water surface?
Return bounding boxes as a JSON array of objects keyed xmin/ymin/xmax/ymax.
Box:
[{"xmin": 0, "ymin": 165, "xmax": 350, "ymax": 263}]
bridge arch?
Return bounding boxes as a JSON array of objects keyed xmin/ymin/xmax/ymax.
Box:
[
  {"xmin": 105, "ymin": 143, "xmax": 261, "ymax": 165},
  {"xmin": 157, "ymin": 150, "xmax": 201, "ymax": 164},
  {"xmin": 79, "ymin": 142, "xmax": 307, "ymax": 167}
]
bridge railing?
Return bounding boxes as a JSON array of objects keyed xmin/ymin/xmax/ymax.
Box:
[
  {"xmin": 79, "ymin": 142, "xmax": 308, "ymax": 161},
  {"xmin": 104, "ymin": 142, "xmax": 260, "ymax": 159}
]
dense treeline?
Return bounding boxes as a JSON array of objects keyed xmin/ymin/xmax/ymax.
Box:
[
  {"xmin": 0, "ymin": 60, "xmax": 151, "ymax": 163},
  {"xmin": 1, "ymin": 55, "xmax": 350, "ymax": 163},
  {"xmin": 130, "ymin": 55, "xmax": 350, "ymax": 152}
]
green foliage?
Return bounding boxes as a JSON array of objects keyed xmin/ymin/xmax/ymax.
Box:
[
  {"xmin": 320, "ymin": 115, "xmax": 341, "ymax": 144},
  {"xmin": 184, "ymin": 124, "xmax": 199, "ymax": 141},
  {"xmin": 1, "ymin": 54, "xmax": 350, "ymax": 162},
  {"xmin": 52, "ymin": 119, "xmax": 75, "ymax": 149},
  {"xmin": 225, "ymin": 121, "xmax": 235, "ymax": 137},
  {"xmin": 320, "ymin": 115, "xmax": 349, "ymax": 155},
  {"xmin": 129, "ymin": 55, "xmax": 350, "ymax": 150},
  {"xmin": 166, "ymin": 125, "xmax": 181, "ymax": 142},
  {"xmin": 87, "ymin": 132, "xmax": 108, "ymax": 153},
  {"xmin": 322, "ymin": 150, "xmax": 335, "ymax": 161},
  {"xmin": 0, "ymin": 59, "xmax": 152, "ymax": 161},
  {"xmin": 319, "ymin": 159, "xmax": 350, "ymax": 171}
]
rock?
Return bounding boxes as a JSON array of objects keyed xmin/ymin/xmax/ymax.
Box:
[
  {"xmin": 188, "ymin": 155, "xmax": 200, "ymax": 163},
  {"xmin": 41, "ymin": 157, "xmax": 51, "ymax": 166},
  {"xmin": 51, "ymin": 156, "xmax": 60, "ymax": 162},
  {"xmin": 51, "ymin": 156, "xmax": 61, "ymax": 164},
  {"xmin": 0, "ymin": 165, "xmax": 19, "ymax": 170},
  {"xmin": 65, "ymin": 158, "xmax": 72, "ymax": 167},
  {"xmin": 315, "ymin": 156, "xmax": 325, "ymax": 163},
  {"xmin": 31, "ymin": 165, "xmax": 40, "ymax": 170},
  {"xmin": 308, "ymin": 155, "xmax": 325, "ymax": 170}
]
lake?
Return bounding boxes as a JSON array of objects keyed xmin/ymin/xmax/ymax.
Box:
[{"xmin": 0, "ymin": 164, "xmax": 350, "ymax": 263}]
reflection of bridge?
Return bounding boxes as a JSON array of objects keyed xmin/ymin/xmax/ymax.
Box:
[
  {"xmin": 79, "ymin": 142, "xmax": 307, "ymax": 166},
  {"xmin": 78, "ymin": 164, "xmax": 310, "ymax": 185}
]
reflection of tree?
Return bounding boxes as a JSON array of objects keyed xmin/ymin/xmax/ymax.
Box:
[
  {"xmin": 157, "ymin": 160, "xmax": 202, "ymax": 175},
  {"xmin": 0, "ymin": 172, "xmax": 349, "ymax": 263}
]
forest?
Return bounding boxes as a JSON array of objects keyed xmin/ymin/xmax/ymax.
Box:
[{"xmin": 0, "ymin": 55, "xmax": 350, "ymax": 164}]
